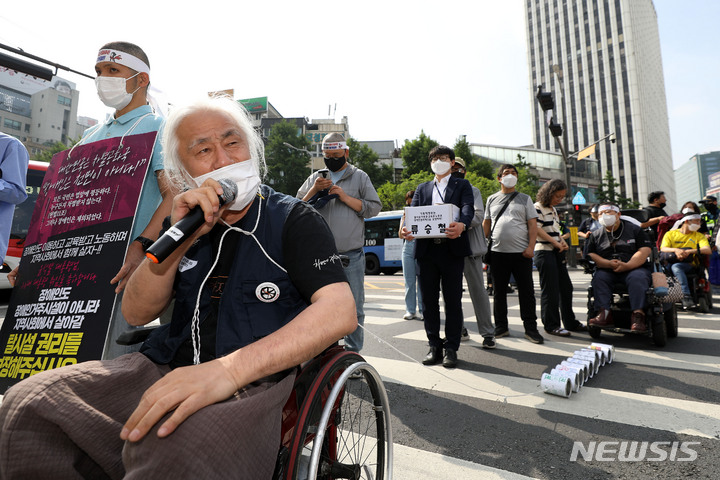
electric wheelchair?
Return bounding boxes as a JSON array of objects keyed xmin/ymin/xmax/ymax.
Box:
[{"xmin": 579, "ymin": 210, "xmax": 678, "ymax": 347}]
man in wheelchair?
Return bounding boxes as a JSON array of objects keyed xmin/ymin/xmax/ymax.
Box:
[
  {"xmin": 585, "ymin": 203, "xmax": 654, "ymax": 333},
  {"xmin": 0, "ymin": 96, "xmax": 357, "ymax": 479},
  {"xmin": 659, "ymin": 213, "xmax": 712, "ymax": 309}
]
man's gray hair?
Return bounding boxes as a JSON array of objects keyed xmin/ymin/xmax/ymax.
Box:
[{"xmin": 161, "ymin": 95, "xmax": 266, "ymax": 191}]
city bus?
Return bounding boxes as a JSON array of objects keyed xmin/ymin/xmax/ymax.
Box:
[
  {"xmin": 0, "ymin": 160, "xmax": 49, "ymax": 289},
  {"xmin": 364, "ymin": 210, "xmax": 403, "ymax": 275}
]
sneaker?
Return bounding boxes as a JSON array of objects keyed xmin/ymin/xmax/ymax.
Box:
[
  {"xmin": 403, "ymin": 311, "xmax": 415, "ymax": 320},
  {"xmin": 681, "ymin": 295, "xmax": 695, "ymax": 309},
  {"xmin": 460, "ymin": 327, "xmax": 470, "ymax": 341},
  {"xmin": 569, "ymin": 322, "xmax": 589, "ymax": 332},
  {"xmin": 546, "ymin": 327, "xmax": 571, "ymax": 337},
  {"xmin": 495, "ymin": 327, "xmax": 510, "ymax": 338},
  {"xmin": 482, "ymin": 336, "xmax": 496, "ymax": 349},
  {"xmin": 524, "ymin": 330, "xmax": 545, "ymax": 344},
  {"xmin": 417, "ymin": 313, "xmax": 424, "ymax": 320},
  {"xmin": 348, "ymin": 370, "xmax": 364, "ymax": 380}
]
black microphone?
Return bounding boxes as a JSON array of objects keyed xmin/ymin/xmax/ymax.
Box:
[{"xmin": 146, "ymin": 179, "xmax": 238, "ymax": 264}]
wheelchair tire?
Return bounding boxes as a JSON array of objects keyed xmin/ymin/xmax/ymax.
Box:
[
  {"xmin": 698, "ymin": 296, "xmax": 709, "ymax": 313},
  {"xmin": 652, "ymin": 313, "xmax": 667, "ymax": 347},
  {"xmin": 665, "ymin": 305, "xmax": 678, "ymax": 338},
  {"xmin": 588, "ymin": 325, "xmax": 602, "ymax": 339},
  {"xmin": 285, "ymin": 352, "xmax": 392, "ymax": 480}
]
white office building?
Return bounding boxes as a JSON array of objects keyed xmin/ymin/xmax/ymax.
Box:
[{"xmin": 525, "ymin": 0, "xmax": 674, "ymax": 206}]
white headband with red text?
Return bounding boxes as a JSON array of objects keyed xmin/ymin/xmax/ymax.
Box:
[{"xmin": 96, "ymin": 49, "xmax": 150, "ymax": 75}]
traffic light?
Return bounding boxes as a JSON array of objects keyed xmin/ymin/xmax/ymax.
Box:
[
  {"xmin": 549, "ymin": 120, "xmax": 563, "ymax": 137},
  {"xmin": 536, "ymin": 86, "xmax": 555, "ymax": 111},
  {"xmin": 573, "ymin": 204, "xmax": 582, "ymax": 225}
]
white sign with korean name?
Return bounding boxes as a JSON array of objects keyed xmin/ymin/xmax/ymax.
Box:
[{"xmin": 405, "ymin": 204, "xmax": 460, "ymax": 239}]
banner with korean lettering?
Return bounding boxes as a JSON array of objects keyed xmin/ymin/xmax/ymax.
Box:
[{"xmin": 0, "ymin": 132, "xmax": 156, "ymax": 392}]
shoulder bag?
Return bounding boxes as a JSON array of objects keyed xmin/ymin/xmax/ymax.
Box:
[{"xmin": 483, "ymin": 192, "xmax": 518, "ymax": 265}]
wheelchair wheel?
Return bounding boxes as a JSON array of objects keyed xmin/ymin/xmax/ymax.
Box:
[
  {"xmin": 698, "ymin": 296, "xmax": 710, "ymax": 313},
  {"xmin": 665, "ymin": 304, "xmax": 678, "ymax": 338},
  {"xmin": 285, "ymin": 353, "xmax": 392, "ymax": 480},
  {"xmin": 587, "ymin": 325, "xmax": 602, "ymax": 339},
  {"xmin": 652, "ymin": 312, "xmax": 667, "ymax": 347}
]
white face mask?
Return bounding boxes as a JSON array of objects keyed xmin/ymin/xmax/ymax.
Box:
[
  {"xmin": 600, "ymin": 214, "xmax": 617, "ymax": 227},
  {"xmin": 431, "ymin": 160, "xmax": 451, "ymax": 176},
  {"xmin": 192, "ymin": 160, "xmax": 261, "ymax": 212},
  {"xmin": 500, "ymin": 174, "xmax": 518, "ymax": 188},
  {"xmin": 688, "ymin": 223, "xmax": 701, "ymax": 232},
  {"xmin": 681, "ymin": 208, "xmax": 695, "ymax": 215},
  {"xmin": 95, "ymin": 73, "xmax": 140, "ymax": 110}
]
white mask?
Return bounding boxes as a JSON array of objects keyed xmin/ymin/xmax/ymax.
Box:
[
  {"xmin": 431, "ymin": 160, "xmax": 451, "ymax": 176},
  {"xmin": 681, "ymin": 208, "xmax": 695, "ymax": 215},
  {"xmin": 688, "ymin": 223, "xmax": 701, "ymax": 232},
  {"xmin": 600, "ymin": 214, "xmax": 617, "ymax": 227},
  {"xmin": 500, "ymin": 174, "xmax": 518, "ymax": 188},
  {"xmin": 95, "ymin": 73, "xmax": 140, "ymax": 110},
  {"xmin": 192, "ymin": 160, "xmax": 260, "ymax": 212}
]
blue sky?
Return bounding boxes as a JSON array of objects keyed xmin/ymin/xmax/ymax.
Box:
[{"xmin": 0, "ymin": 1, "xmax": 716, "ymax": 168}]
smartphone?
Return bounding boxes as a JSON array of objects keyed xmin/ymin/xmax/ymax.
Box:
[{"xmin": 318, "ymin": 168, "xmax": 329, "ymax": 179}]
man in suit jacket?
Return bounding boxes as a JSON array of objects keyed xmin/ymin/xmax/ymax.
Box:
[{"xmin": 401, "ymin": 146, "xmax": 474, "ymax": 368}]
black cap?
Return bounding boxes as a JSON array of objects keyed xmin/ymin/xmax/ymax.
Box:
[{"xmin": 700, "ymin": 195, "xmax": 717, "ymax": 204}]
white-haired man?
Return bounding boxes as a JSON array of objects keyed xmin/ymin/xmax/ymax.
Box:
[
  {"xmin": 0, "ymin": 96, "xmax": 356, "ymax": 479},
  {"xmin": 297, "ymin": 133, "xmax": 381, "ymax": 354}
]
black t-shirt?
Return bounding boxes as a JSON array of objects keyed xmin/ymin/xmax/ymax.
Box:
[
  {"xmin": 170, "ymin": 201, "xmax": 347, "ymax": 368},
  {"xmin": 643, "ymin": 205, "xmax": 668, "ymax": 234},
  {"xmin": 585, "ymin": 220, "xmax": 653, "ymax": 266}
]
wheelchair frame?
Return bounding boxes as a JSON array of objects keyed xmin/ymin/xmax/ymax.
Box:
[
  {"xmin": 580, "ymin": 258, "xmax": 678, "ymax": 347},
  {"xmin": 274, "ymin": 345, "xmax": 393, "ymax": 480}
]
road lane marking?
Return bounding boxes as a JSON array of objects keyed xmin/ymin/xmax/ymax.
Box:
[{"xmin": 363, "ymin": 355, "xmax": 720, "ymax": 439}]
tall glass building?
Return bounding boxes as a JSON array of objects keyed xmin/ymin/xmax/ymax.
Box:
[{"xmin": 525, "ymin": 0, "xmax": 675, "ymax": 206}]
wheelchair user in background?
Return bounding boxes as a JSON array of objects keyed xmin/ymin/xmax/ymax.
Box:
[
  {"xmin": 585, "ymin": 203, "xmax": 654, "ymax": 333},
  {"xmin": 660, "ymin": 213, "xmax": 712, "ymax": 309}
]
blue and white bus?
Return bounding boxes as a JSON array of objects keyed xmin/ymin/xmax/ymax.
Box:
[{"xmin": 363, "ymin": 210, "xmax": 403, "ymax": 275}]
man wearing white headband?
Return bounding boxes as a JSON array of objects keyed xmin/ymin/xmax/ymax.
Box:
[
  {"xmin": 660, "ymin": 213, "xmax": 711, "ymax": 308},
  {"xmin": 297, "ymin": 132, "xmax": 381, "ymax": 355},
  {"xmin": 585, "ymin": 203, "xmax": 653, "ymax": 332},
  {"xmin": 87, "ymin": 41, "xmax": 172, "ymax": 356}
]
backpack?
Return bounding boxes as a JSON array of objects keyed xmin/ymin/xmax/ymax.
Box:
[{"xmin": 655, "ymin": 213, "xmax": 684, "ymax": 249}]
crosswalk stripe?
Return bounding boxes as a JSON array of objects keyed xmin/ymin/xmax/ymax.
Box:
[
  {"xmin": 362, "ymin": 354, "xmax": 720, "ymax": 439},
  {"xmin": 392, "ymin": 328, "xmax": 720, "ymax": 373},
  {"xmin": 392, "ymin": 442, "xmax": 536, "ymax": 480}
]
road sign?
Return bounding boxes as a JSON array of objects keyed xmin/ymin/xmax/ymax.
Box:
[{"xmin": 572, "ymin": 191, "xmax": 586, "ymax": 205}]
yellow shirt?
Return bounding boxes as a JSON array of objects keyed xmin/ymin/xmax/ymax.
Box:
[{"xmin": 661, "ymin": 230, "xmax": 710, "ymax": 250}]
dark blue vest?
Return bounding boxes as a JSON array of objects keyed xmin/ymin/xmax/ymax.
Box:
[{"xmin": 141, "ymin": 185, "xmax": 308, "ymax": 364}]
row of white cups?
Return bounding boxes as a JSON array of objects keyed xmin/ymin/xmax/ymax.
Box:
[{"xmin": 540, "ymin": 342, "xmax": 616, "ymax": 398}]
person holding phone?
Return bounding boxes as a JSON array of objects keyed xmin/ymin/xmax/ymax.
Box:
[{"xmin": 297, "ymin": 133, "xmax": 381, "ymax": 354}]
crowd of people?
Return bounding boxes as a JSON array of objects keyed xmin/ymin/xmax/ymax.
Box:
[
  {"xmin": 398, "ymin": 154, "xmax": 718, "ymax": 369},
  {"xmin": 0, "ymin": 38, "xmax": 717, "ymax": 478}
]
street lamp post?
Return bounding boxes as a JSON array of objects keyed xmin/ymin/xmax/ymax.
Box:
[{"xmin": 536, "ymin": 85, "xmax": 618, "ymax": 268}]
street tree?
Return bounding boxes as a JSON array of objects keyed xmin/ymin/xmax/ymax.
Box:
[
  {"xmin": 377, "ymin": 172, "xmax": 433, "ymax": 211},
  {"xmin": 32, "ymin": 139, "xmax": 78, "ymax": 163},
  {"xmin": 400, "ymin": 131, "xmax": 438, "ymax": 179},
  {"xmin": 347, "ymin": 138, "xmax": 393, "ymax": 189},
  {"xmin": 595, "ymin": 170, "xmax": 640, "ymax": 208},
  {"xmin": 264, "ymin": 121, "xmax": 312, "ymax": 195}
]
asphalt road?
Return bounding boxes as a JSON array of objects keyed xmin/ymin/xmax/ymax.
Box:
[
  {"xmin": 0, "ymin": 269, "xmax": 718, "ymax": 479},
  {"xmin": 358, "ymin": 268, "xmax": 720, "ymax": 479}
]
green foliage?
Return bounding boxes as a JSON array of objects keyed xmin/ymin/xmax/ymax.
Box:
[
  {"xmin": 264, "ymin": 121, "xmax": 312, "ymax": 195},
  {"xmin": 469, "ymin": 157, "xmax": 495, "ymax": 179},
  {"xmin": 400, "ymin": 131, "xmax": 438, "ymax": 179},
  {"xmin": 32, "ymin": 140, "xmax": 76, "ymax": 163},
  {"xmin": 347, "ymin": 138, "xmax": 393, "ymax": 189},
  {"xmin": 377, "ymin": 172, "xmax": 433, "ymax": 211},
  {"xmin": 595, "ymin": 170, "xmax": 640, "ymax": 209},
  {"xmin": 452, "ymin": 136, "xmax": 473, "ymax": 165}
]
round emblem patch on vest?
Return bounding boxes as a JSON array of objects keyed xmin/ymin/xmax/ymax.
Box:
[{"xmin": 256, "ymin": 282, "xmax": 280, "ymax": 303}]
